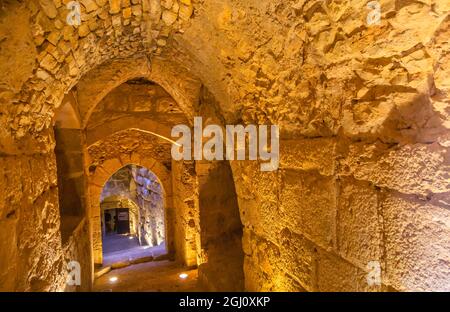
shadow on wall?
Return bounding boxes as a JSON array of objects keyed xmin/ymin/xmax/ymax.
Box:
[{"xmin": 197, "ymin": 161, "xmax": 245, "ymax": 292}]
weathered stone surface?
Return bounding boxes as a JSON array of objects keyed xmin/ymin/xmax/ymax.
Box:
[
  {"xmin": 337, "ymin": 177, "xmax": 382, "ymax": 266},
  {"xmin": 78, "ymin": 24, "xmax": 90, "ymax": 37},
  {"xmin": 280, "ymin": 138, "xmax": 336, "ymax": 176},
  {"xmin": 0, "ymin": 218, "xmax": 18, "ymax": 291},
  {"xmin": 382, "ymin": 193, "xmax": 450, "ymax": 291},
  {"xmin": 161, "ymin": 10, "xmax": 177, "ymax": 26},
  {"xmin": 278, "ymin": 229, "xmax": 317, "ymax": 291},
  {"xmin": 0, "ymin": 0, "xmax": 448, "ymax": 293},
  {"xmin": 109, "ymin": 0, "xmax": 121, "ymax": 14},
  {"xmin": 39, "ymin": 0, "xmax": 58, "ymax": 19},
  {"xmin": 317, "ymin": 249, "xmax": 375, "ymax": 292},
  {"xmin": 340, "ymin": 142, "xmax": 450, "ymax": 196},
  {"xmin": 81, "ymin": 0, "xmax": 99, "ymax": 12},
  {"xmin": 179, "ymin": 4, "xmax": 193, "ymax": 21},
  {"xmin": 280, "ymin": 169, "xmax": 336, "ymax": 248}
]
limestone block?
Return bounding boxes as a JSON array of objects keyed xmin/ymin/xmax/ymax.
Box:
[
  {"xmin": 40, "ymin": 0, "xmax": 58, "ymax": 18},
  {"xmin": 242, "ymin": 232, "xmax": 281, "ymax": 291},
  {"xmin": 46, "ymin": 31, "xmax": 61, "ymax": 46},
  {"xmin": 280, "ymin": 169, "xmax": 336, "ymax": 248},
  {"xmin": 382, "ymin": 193, "xmax": 450, "ymax": 291},
  {"xmin": 99, "ymin": 158, "xmax": 122, "ymax": 176},
  {"xmin": 21, "ymin": 155, "xmax": 58, "ymax": 204},
  {"xmin": 0, "ymin": 219, "xmax": 18, "ymax": 291},
  {"xmin": 109, "ymin": 0, "xmax": 121, "ymax": 13},
  {"xmin": 337, "ymin": 177, "xmax": 382, "ymax": 266},
  {"xmin": 121, "ymin": 0, "xmax": 131, "ymax": 7},
  {"xmin": 81, "ymin": 0, "xmax": 99, "ymax": 12},
  {"xmin": 278, "ymin": 229, "xmax": 317, "ymax": 291},
  {"xmin": 279, "ymin": 138, "xmax": 336, "ymax": 175},
  {"xmin": 161, "ymin": 10, "xmax": 177, "ymax": 26},
  {"xmin": 40, "ymin": 53, "xmax": 58, "ymax": 73},
  {"xmin": 78, "ymin": 24, "xmax": 90, "ymax": 37},
  {"xmin": 340, "ymin": 142, "xmax": 450, "ymax": 196},
  {"xmin": 88, "ymin": 19, "xmax": 99, "ymax": 31},
  {"xmin": 130, "ymin": 4, "xmax": 141, "ymax": 16},
  {"xmin": 317, "ymin": 249, "xmax": 375, "ymax": 292},
  {"xmin": 122, "ymin": 7, "xmax": 132, "ymax": 19},
  {"xmin": 161, "ymin": 0, "xmax": 173, "ymax": 9},
  {"xmin": 0, "ymin": 157, "xmax": 23, "ymax": 219},
  {"xmin": 178, "ymin": 3, "xmax": 193, "ymax": 21},
  {"xmin": 111, "ymin": 14, "xmax": 122, "ymax": 27}
]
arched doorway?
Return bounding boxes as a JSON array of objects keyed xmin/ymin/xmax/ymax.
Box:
[{"xmin": 99, "ymin": 164, "xmax": 167, "ymax": 267}]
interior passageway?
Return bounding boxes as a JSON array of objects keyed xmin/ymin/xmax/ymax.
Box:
[{"xmin": 0, "ymin": 0, "xmax": 449, "ymax": 293}]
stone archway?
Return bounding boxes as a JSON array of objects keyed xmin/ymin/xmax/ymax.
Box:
[{"xmin": 88, "ymin": 154, "xmax": 172, "ymax": 266}]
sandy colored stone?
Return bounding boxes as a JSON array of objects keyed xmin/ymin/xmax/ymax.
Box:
[
  {"xmin": 0, "ymin": 0, "xmax": 449, "ymax": 293},
  {"xmin": 161, "ymin": 10, "xmax": 177, "ymax": 26},
  {"xmin": 122, "ymin": 7, "xmax": 132, "ymax": 19},
  {"xmin": 39, "ymin": 0, "xmax": 58, "ymax": 19},
  {"xmin": 109, "ymin": 0, "xmax": 121, "ymax": 14},
  {"xmin": 78, "ymin": 24, "xmax": 90, "ymax": 37},
  {"xmin": 178, "ymin": 3, "xmax": 193, "ymax": 21},
  {"xmin": 382, "ymin": 193, "xmax": 450, "ymax": 291},
  {"xmin": 81, "ymin": 0, "xmax": 99, "ymax": 12}
]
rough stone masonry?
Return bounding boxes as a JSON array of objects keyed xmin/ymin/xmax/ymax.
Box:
[{"xmin": 0, "ymin": 0, "xmax": 449, "ymax": 292}]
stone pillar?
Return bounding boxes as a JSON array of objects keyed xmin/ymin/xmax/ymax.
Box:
[{"xmin": 172, "ymin": 160, "xmax": 198, "ymax": 267}]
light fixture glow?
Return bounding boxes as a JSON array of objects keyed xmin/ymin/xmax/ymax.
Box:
[
  {"xmin": 179, "ymin": 273, "xmax": 188, "ymax": 279},
  {"xmin": 109, "ymin": 276, "xmax": 118, "ymax": 283},
  {"xmin": 128, "ymin": 236, "xmax": 134, "ymax": 240}
]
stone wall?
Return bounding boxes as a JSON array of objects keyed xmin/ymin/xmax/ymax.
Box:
[
  {"xmin": 0, "ymin": 0, "xmax": 448, "ymax": 292},
  {"xmin": 172, "ymin": 160, "xmax": 198, "ymax": 266},
  {"xmin": 132, "ymin": 165, "xmax": 165, "ymax": 246}
]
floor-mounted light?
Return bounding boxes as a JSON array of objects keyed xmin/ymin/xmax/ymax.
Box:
[
  {"xmin": 109, "ymin": 276, "xmax": 118, "ymax": 283},
  {"xmin": 179, "ymin": 273, "xmax": 188, "ymax": 279}
]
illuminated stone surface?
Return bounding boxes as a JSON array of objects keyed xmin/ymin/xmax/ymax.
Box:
[{"xmin": 0, "ymin": 0, "xmax": 449, "ymax": 292}]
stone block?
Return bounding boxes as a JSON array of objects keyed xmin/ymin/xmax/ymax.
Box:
[
  {"xmin": 109, "ymin": 0, "xmax": 121, "ymax": 14},
  {"xmin": 40, "ymin": 0, "xmax": 58, "ymax": 18},
  {"xmin": 340, "ymin": 142, "xmax": 450, "ymax": 196},
  {"xmin": 81, "ymin": 0, "xmax": 99, "ymax": 12},
  {"xmin": 161, "ymin": 10, "xmax": 177, "ymax": 26},
  {"xmin": 382, "ymin": 193, "xmax": 450, "ymax": 291},
  {"xmin": 278, "ymin": 228, "xmax": 317, "ymax": 291},
  {"xmin": 280, "ymin": 169, "xmax": 336, "ymax": 248},
  {"xmin": 179, "ymin": 3, "xmax": 193, "ymax": 21},
  {"xmin": 317, "ymin": 249, "xmax": 375, "ymax": 292},
  {"xmin": 0, "ymin": 218, "xmax": 18, "ymax": 291},
  {"xmin": 0, "ymin": 157, "xmax": 23, "ymax": 219},
  {"xmin": 337, "ymin": 177, "xmax": 382, "ymax": 265},
  {"xmin": 280, "ymin": 138, "xmax": 336, "ymax": 175},
  {"xmin": 100, "ymin": 158, "xmax": 122, "ymax": 175}
]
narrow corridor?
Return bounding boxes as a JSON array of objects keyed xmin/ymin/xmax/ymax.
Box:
[{"xmin": 0, "ymin": 0, "xmax": 449, "ymax": 293}]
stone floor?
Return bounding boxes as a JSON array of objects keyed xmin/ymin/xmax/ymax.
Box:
[
  {"xmin": 102, "ymin": 234, "xmax": 166, "ymax": 266},
  {"xmin": 93, "ymin": 260, "xmax": 202, "ymax": 292}
]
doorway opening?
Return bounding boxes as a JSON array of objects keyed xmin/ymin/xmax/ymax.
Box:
[{"xmin": 100, "ymin": 165, "xmax": 167, "ymax": 266}]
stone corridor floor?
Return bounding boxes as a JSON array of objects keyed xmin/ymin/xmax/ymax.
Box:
[
  {"xmin": 93, "ymin": 260, "xmax": 202, "ymax": 292},
  {"xmin": 102, "ymin": 234, "xmax": 166, "ymax": 266}
]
